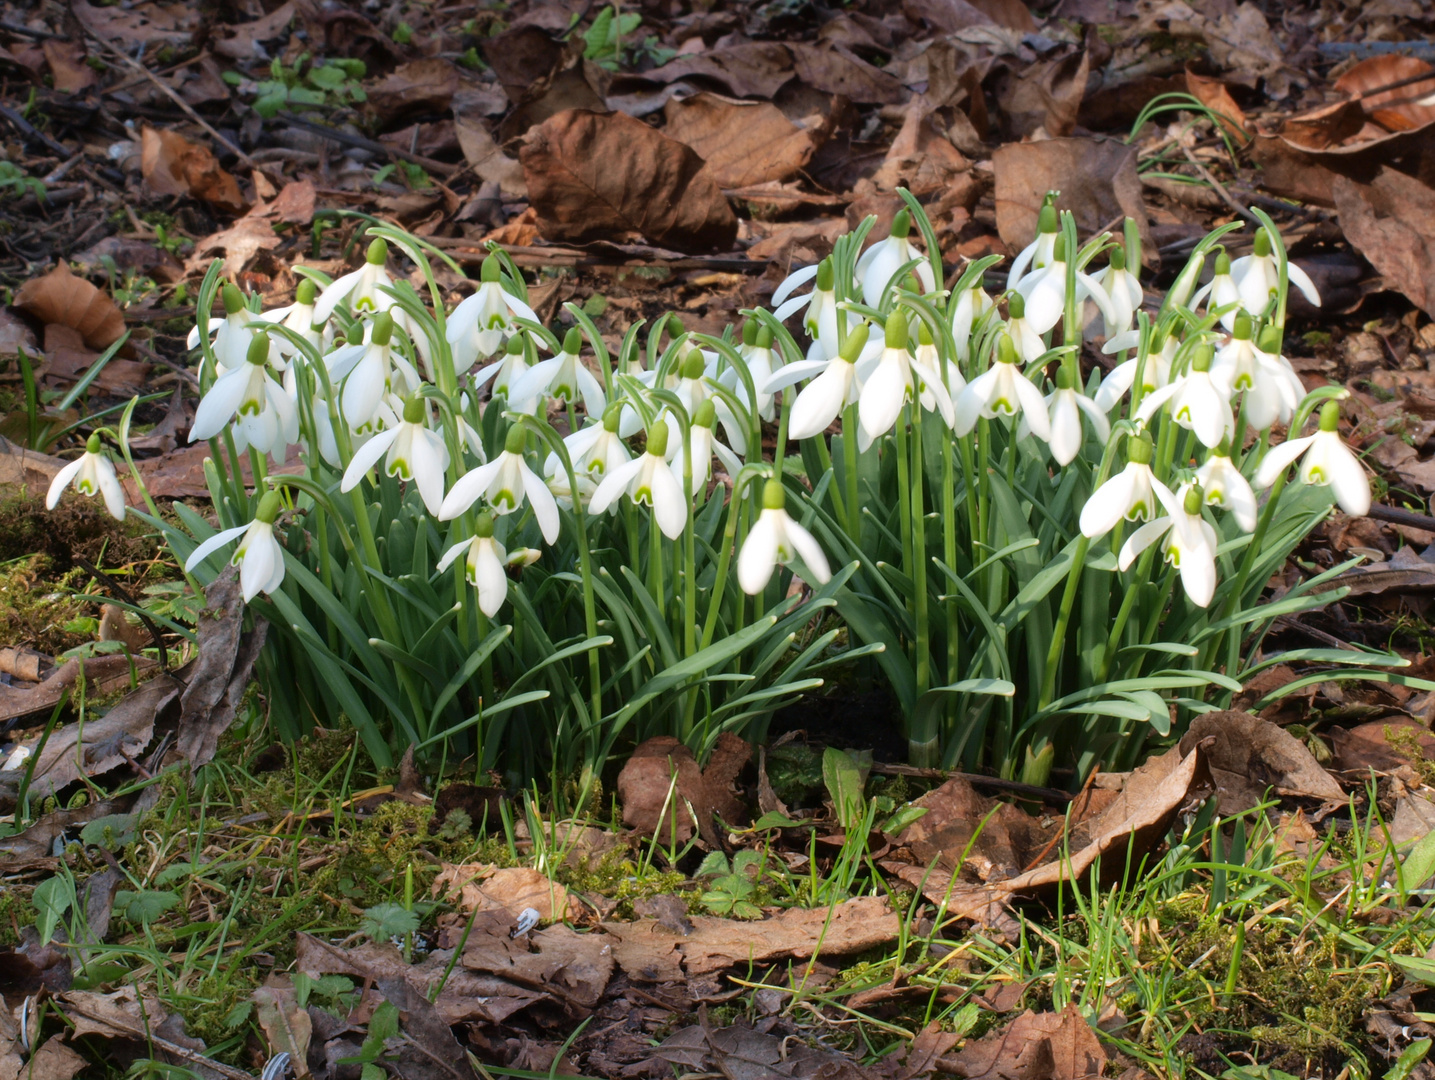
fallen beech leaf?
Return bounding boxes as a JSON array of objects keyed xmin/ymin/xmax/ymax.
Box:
[
  {"xmin": 938, "ymin": 1004, "xmax": 1105, "ymax": 1080},
  {"xmin": 635, "ymin": 43, "xmax": 796, "ymax": 100},
  {"xmin": 521, "ymin": 109, "xmax": 738, "ymax": 253},
  {"xmin": 1332, "ymin": 716, "xmax": 1435, "ymax": 776},
  {"xmin": 15, "ymin": 263, "xmax": 126, "ymax": 350},
  {"xmin": 434, "ymin": 864, "xmax": 575, "ymax": 922},
  {"xmin": 887, "ymin": 775, "xmax": 1047, "ymax": 883},
  {"xmin": 663, "ymin": 93, "xmax": 817, "ymax": 188},
  {"xmin": 868, "ymin": 95, "xmax": 971, "ymax": 194},
  {"xmin": 73, "ymin": 237, "xmax": 185, "ymax": 284},
  {"xmin": 654, "ymin": 1023, "xmax": 868, "ymax": 1080},
  {"xmin": 141, "ymin": 126, "xmax": 247, "ymax": 214},
  {"xmin": 1335, "ymin": 55, "xmax": 1435, "ymax": 134},
  {"xmin": 176, "ymin": 567, "xmax": 268, "ymax": 770},
  {"xmin": 212, "ymin": 1, "xmax": 295, "ymax": 60},
  {"xmin": 966, "ymin": 0, "xmax": 1036, "ymax": 30},
  {"xmin": 0, "ymin": 652, "xmax": 160, "ymax": 744},
  {"xmin": 71, "ymin": 0, "xmax": 194, "ymax": 48},
  {"xmin": 993, "ymin": 46, "xmax": 1089, "ymax": 139},
  {"xmin": 188, "ymin": 212, "xmax": 282, "ymax": 279},
  {"xmin": 43, "ymin": 325, "xmax": 149, "ymax": 394},
  {"xmin": 460, "ymin": 912, "xmax": 614, "ymax": 1008},
  {"xmin": 454, "ymin": 116, "xmax": 528, "ymax": 198},
  {"xmin": 790, "ymin": 43, "xmax": 905, "ymax": 105},
  {"xmin": 993, "ymin": 137, "xmax": 1151, "ymax": 266},
  {"xmin": 20, "ymin": 1037, "xmax": 87, "ymax": 1080},
  {"xmin": 253, "ymin": 984, "xmax": 313, "ymax": 1078},
  {"xmin": 373, "ymin": 977, "xmax": 480, "ymax": 1080},
  {"xmin": 902, "ymin": 0, "xmax": 996, "ymax": 34},
  {"xmin": 271, "ymin": 178, "xmax": 317, "ymax": 225},
  {"xmin": 42, "ymin": 40, "xmax": 95, "ymax": 94},
  {"xmin": 617, "ymin": 733, "xmax": 749, "ymax": 844},
  {"xmin": 1177, "ymin": 710, "xmax": 1344, "ymax": 813},
  {"xmin": 1184, "ymin": 65, "xmax": 1249, "ymax": 143},
  {"xmin": 1332, "ymin": 168, "xmax": 1435, "ymax": 318},
  {"xmin": 367, "ymin": 58, "xmax": 461, "ymax": 120}
]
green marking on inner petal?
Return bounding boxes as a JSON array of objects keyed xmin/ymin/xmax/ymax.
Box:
[
  {"xmin": 1127, "ymin": 499, "xmax": 1150, "ymax": 521},
  {"xmin": 1305, "ymin": 465, "xmax": 1327, "ymax": 485},
  {"xmin": 634, "ymin": 485, "xmax": 653, "ymax": 506},
  {"xmin": 992, "ymin": 396, "xmax": 1016, "ymax": 416},
  {"xmin": 77, "ymin": 479, "xmax": 96, "ymax": 496},
  {"xmin": 487, "ymin": 314, "xmax": 507, "ymax": 329},
  {"xmin": 1163, "ymin": 541, "xmax": 1181, "ymax": 567},
  {"xmin": 553, "ymin": 382, "xmax": 574, "ymax": 401},
  {"xmin": 494, "ymin": 489, "xmax": 518, "ymax": 510},
  {"xmin": 390, "ymin": 457, "xmax": 413, "ymax": 481}
]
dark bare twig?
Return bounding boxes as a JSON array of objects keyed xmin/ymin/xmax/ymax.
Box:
[
  {"xmin": 274, "ymin": 112, "xmax": 460, "ymax": 177},
  {"xmin": 0, "ymin": 104, "xmax": 71, "ymax": 158}
]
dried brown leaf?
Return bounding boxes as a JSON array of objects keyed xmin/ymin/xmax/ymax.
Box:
[
  {"xmin": 1184, "ymin": 65, "xmax": 1249, "ymax": 143},
  {"xmin": 367, "ymin": 58, "xmax": 461, "ymax": 120},
  {"xmin": 663, "ymin": 93, "xmax": 817, "ymax": 188},
  {"xmin": 213, "ymin": 2, "xmax": 295, "ymax": 61},
  {"xmin": 175, "ymin": 567, "xmax": 267, "ymax": 770},
  {"xmin": 433, "ymin": 864, "xmax": 575, "ymax": 922},
  {"xmin": 790, "ymin": 43, "xmax": 905, "ymax": 105},
  {"xmin": 1335, "ymin": 55, "xmax": 1435, "ymax": 135},
  {"xmin": 20, "ymin": 1038, "xmax": 86, "ymax": 1080},
  {"xmin": 1177, "ymin": 710, "xmax": 1343, "ymax": 813},
  {"xmin": 253, "ymin": 984, "xmax": 313, "ymax": 1078},
  {"xmin": 521, "ymin": 109, "xmax": 737, "ymax": 253},
  {"xmin": 634, "ymin": 43, "xmax": 795, "ymax": 99},
  {"xmin": 939, "ymin": 1004, "xmax": 1105, "ymax": 1080},
  {"xmin": 42, "ymin": 40, "xmax": 95, "ymax": 94},
  {"xmin": 1333, "ymin": 167, "xmax": 1435, "ymax": 318},
  {"xmin": 454, "ymin": 117, "xmax": 528, "ymax": 198},
  {"xmin": 14, "ymin": 263, "xmax": 126, "ymax": 350},
  {"xmin": 140, "ymin": 126, "xmax": 247, "ymax": 214}
]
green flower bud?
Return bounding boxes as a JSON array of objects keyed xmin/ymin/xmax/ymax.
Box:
[
  {"xmin": 742, "ymin": 319, "xmax": 759, "ymax": 347},
  {"xmin": 504, "ymin": 425, "xmax": 527, "ymax": 455},
  {"xmin": 603, "ymin": 405, "xmax": 623, "ymax": 433},
  {"xmin": 755, "ymin": 325, "xmax": 773, "ymax": 349},
  {"xmin": 366, "ymin": 238, "xmax": 388, "ymax": 266},
  {"xmin": 884, "ymin": 316, "xmax": 908, "ymax": 350},
  {"xmin": 247, "ymin": 330, "xmax": 270, "ymax": 366},
  {"xmin": 1055, "ymin": 366, "xmax": 1074, "ymax": 390},
  {"xmin": 762, "ymin": 478, "xmax": 786, "ymax": 510},
  {"xmin": 1214, "ymin": 248, "xmax": 1231, "ymax": 275},
  {"xmin": 403, "ymin": 395, "xmax": 425, "ymax": 424},
  {"xmin": 839, "ymin": 323, "xmax": 870, "ymax": 363},
  {"xmin": 85, "ymin": 433, "xmax": 102, "ymax": 455},
  {"xmin": 222, "ymin": 283, "xmax": 245, "ymax": 315},
  {"xmin": 1008, "ymin": 292, "xmax": 1025, "ymax": 319},
  {"xmin": 1191, "ymin": 342, "xmax": 1214, "ymax": 372},
  {"xmin": 1257, "ymin": 325, "xmax": 1282, "ymax": 354},
  {"xmin": 681, "ymin": 350, "xmax": 706, "ymax": 380},
  {"xmin": 1183, "ymin": 484, "xmax": 1205, "ymax": 516},
  {"xmin": 370, "ymin": 313, "xmax": 394, "ymax": 346},
  {"xmin": 997, "ymin": 333, "xmax": 1017, "ymax": 366},
  {"xmin": 1037, "ymin": 202, "xmax": 1058, "ymax": 234},
  {"xmin": 646, "ymin": 420, "xmax": 670, "ymax": 458},
  {"xmin": 255, "ymin": 490, "xmax": 283, "ymax": 524},
  {"xmin": 563, "ymin": 326, "xmax": 583, "ymax": 354},
  {"xmin": 666, "ymin": 314, "xmax": 685, "ymax": 339},
  {"xmin": 918, "ymin": 320, "xmax": 933, "ymax": 347},
  {"xmin": 1253, "ymin": 228, "xmax": 1272, "ymax": 258},
  {"xmin": 474, "ymin": 510, "xmax": 495, "ymax": 538},
  {"xmin": 1109, "ymin": 247, "xmax": 1126, "ymax": 272},
  {"xmin": 889, "ymin": 208, "xmax": 911, "ymax": 239},
  {"xmin": 480, "ymin": 255, "xmax": 501, "ymax": 282},
  {"xmin": 1128, "ymin": 433, "xmax": 1154, "ymax": 465},
  {"xmin": 1052, "ymin": 234, "xmax": 1067, "ymax": 263},
  {"xmin": 296, "ymin": 278, "xmax": 317, "ymax": 305},
  {"xmin": 1233, "ymin": 313, "xmax": 1252, "ymax": 340},
  {"xmin": 815, "ymin": 258, "xmax": 835, "ymax": 291},
  {"xmin": 1319, "ymin": 400, "xmax": 1340, "ymax": 432},
  {"xmin": 506, "ymin": 333, "xmax": 525, "ymax": 355},
  {"xmin": 694, "ymin": 399, "xmax": 716, "ymax": 428}
]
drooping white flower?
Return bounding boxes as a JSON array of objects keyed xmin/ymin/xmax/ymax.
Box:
[
  {"xmin": 669, "ymin": 399, "xmax": 742, "ymax": 489},
  {"xmin": 1030, "ymin": 368, "xmax": 1110, "ymax": 467},
  {"xmin": 1189, "ymin": 247, "xmax": 1242, "ymax": 331},
  {"xmin": 1253, "ymin": 325, "xmax": 1308, "ymax": 426},
  {"xmin": 46, "ymin": 433, "xmax": 125, "ymax": 521},
  {"xmin": 949, "ymin": 282, "xmax": 993, "ymax": 364},
  {"xmin": 1117, "ymin": 482, "xmax": 1219, "ymax": 607},
  {"xmin": 1134, "ymin": 342, "xmax": 1233, "ymax": 449},
  {"xmin": 857, "ymin": 316, "xmax": 954, "ymax": 447},
  {"xmin": 1088, "ymin": 245, "xmax": 1142, "ymax": 340},
  {"xmin": 312, "ymin": 238, "xmax": 396, "ymax": 324},
  {"xmin": 953, "ymin": 333, "xmax": 1051, "ymax": 440},
  {"xmin": 1210, "ymin": 314, "xmax": 1284, "ymax": 431},
  {"xmin": 509, "ymin": 326, "xmax": 606, "ymax": 416},
  {"xmin": 773, "ymin": 257, "xmax": 854, "ymax": 361},
  {"xmin": 187, "ymin": 283, "xmax": 256, "ymax": 374},
  {"xmin": 663, "ymin": 349, "xmax": 748, "ymax": 456},
  {"xmin": 856, "ymin": 209, "xmax": 936, "ymax": 306},
  {"xmin": 1253, "ymin": 400, "xmax": 1370, "ymax": 516},
  {"xmin": 914, "ymin": 321, "xmax": 965, "ymax": 413},
  {"xmin": 184, "ymin": 490, "xmax": 287, "ymax": 602},
  {"xmin": 547, "ymin": 410, "xmax": 631, "ymax": 481},
  {"xmin": 588, "ymin": 420, "xmax": 686, "ymax": 540},
  {"xmin": 436, "ymin": 512, "xmax": 509, "ymax": 617},
  {"xmin": 1079, "ymin": 434, "xmax": 1174, "ymax": 539},
  {"xmin": 326, "ymin": 314, "xmax": 421, "ymax": 430},
  {"xmin": 733, "ymin": 319, "xmax": 781, "ymax": 421},
  {"xmin": 260, "ymin": 277, "xmax": 328, "ymax": 368},
  {"xmin": 1095, "ymin": 326, "xmax": 1177, "ymax": 412},
  {"xmin": 1015, "ymin": 233, "xmax": 1120, "ymax": 337},
  {"xmin": 1229, "ymin": 227, "xmax": 1321, "ymax": 321},
  {"xmin": 1006, "ymin": 199, "xmax": 1060, "ymax": 292},
  {"xmin": 472, "ymin": 332, "xmax": 542, "ymax": 416},
  {"xmin": 446, "ymin": 255, "xmax": 540, "ymax": 372},
  {"xmin": 438, "ymin": 425, "xmax": 561, "ymax": 544},
  {"xmin": 737, "ymin": 478, "xmax": 832, "ymax": 595},
  {"xmin": 1195, "ymin": 444, "xmax": 1257, "ymax": 531},
  {"xmin": 1004, "ymin": 291, "xmax": 1050, "ymax": 364},
  {"xmin": 339, "ymin": 395, "xmax": 450, "ymax": 515},
  {"xmin": 189, "ymin": 330, "xmax": 299, "ymax": 457},
  {"xmin": 768, "ymin": 323, "xmax": 871, "ymax": 442}
]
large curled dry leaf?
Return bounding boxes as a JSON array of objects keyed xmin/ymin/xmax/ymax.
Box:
[
  {"xmin": 617, "ymin": 733, "xmax": 749, "ymax": 845},
  {"xmin": 14, "ymin": 263, "xmax": 126, "ymax": 350},
  {"xmin": 366, "ymin": 58, "xmax": 462, "ymax": 120},
  {"xmin": 937, "ymin": 1003, "xmax": 1105, "ymax": 1080},
  {"xmin": 521, "ymin": 109, "xmax": 738, "ymax": 253},
  {"xmin": 1332, "ymin": 167, "xmax": 1435, "ymax": 318},
  {"xmin": 175, "ymin": 567, "xmax": 268, "ymax": 770},
  {"xmin": 140, "ymin": 126, "xmax": 247, "ymax": 214},
  {"xmin": 1178, "ymin": 709, "xmax": 1346, "ymax": 813},
  {"xmin": 1335, "ymin": 55, "xmax": 1435, "ymax": 135},
  {"xmin": 663, "ymin": 93, "xmax": 818, "ymax": 188}
]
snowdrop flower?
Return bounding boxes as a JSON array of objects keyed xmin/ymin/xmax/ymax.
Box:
[
  {"xmin": 773, "ymin": 258, "xmax": 844, "ymax": 359},
  {"xmin": 772, "ymin": 323, "xmax": 870, "ymax": 442},
  {"xmin": 437, "ymin": 511, "xmax": 508, "ymax": 618},
  {"xmin": 670, "ymin": 399, "xmax": 742, "ymax": 488},
  {"xmin": 548, "ymin": 408, "xmax": 631, "ymax": 480},
  {"xmin": 184, "ymin": 490, "xmax": 287, "ymax": 602},
  {"xmin": 1079, "ymin": 434, "xmax": 1174, "ymax": 539},
  {"xmin": 473, "ymin": 333, "xmax": 541, "ymax": 416},
  {"xmin": 663, "ymin": 349, "xmax": 747, "ymax": 454},
  {"xmin": 313, "ymin": 238, "xmax": 395, "ymax": 324},
  {"xmin": 588, "ymin": 420, "xmax": 686, "ymax": 540},
  {"xmin": 949, "ymin": 281, "xmax": 993, "ymax": 364},
  {"xmin": 1254, "ymin": 325, "xmax": 1307, "ymax": 425},
  {"xmin": 188, "ymin": 283, "xmax": 256, "ymax": 374},
  {"xmin": 914, "ymin": 320, "xmax": 965, "ymax": 408},
  {"xmin": 439, "ymin": 425, "xmax": 561, "ymax": 544},
  {"xmin": 733, "ymin": 320, "xmax": 780, "ymax": 421},
  {"xmin": 447, "ymin": 255, "xmax": 540, "ymax": 372},
  {"xmin": 261, "ymin": 278, "xmax": 326, "ymax": 367},
  {"xmin": 1015, "ymin": 234, "xmax": 1119, "ymax": 337},
  {"xmin": 1253, "ymin": 400, "xmax": 1370, "ymax": 516},
  {"xmin": 954, "ymin": 333, "xmax": 1051, "ymax": 440},
  {"xmin": 1134, "ymin": 342, "xmax": 1233, "ymax": 449},
  {"xmin": 1189, "ymin": 248, "xmax": 1241, "ymax": 331},
  {"xmin": 340, "ymin": 395, "xmax": 450, "ymax": 515},
  {"xmin": 1006, "ymin": 199, "xmax": 1059, "ymax": 292},
  {"xmin": 1088, "ymin": 246, "xmax": 1142, "ymax": 339},
  {"xmin": 546, "ymin": 468, "xmax": 597, "ymax": 510},
  {"xmin": 858, "ymin": 316, "xmax": 954, "ymax": 447},
  {"xmin": 1195, "ymin": 442, "xmax": 1257, "ymax": 531},
  {"xmin": 1004, "ymin": 292, "xmax": 1048, "ymax": 364},
  {"xmin": 1118, "ymin": 482, "xmax": 1219, "ymax": 608},
  {"xmin": 329, "ymin": 314, "xmax": 420, "ymax": 430},
  {"xmin": 1229, "ymin": 228, "xmax": 1321, "ymax": 321},
  {"xmin": 190, "ymin": 330, "xmax": 299, "ymax": 458},
  {"xmin": 737, "ymin": 479, "xmax": 831, "ymax": 595},
  {"xmin": 1211, "ymin": 315, "xmax": 1284, "ymax": 431},
  {"xmin": 1030, "ymin": 367, "xmax": 1110, "ymax": 467},
  {"xmin": 47, "ymin": 433, "xmax": 125, "ymax": 520},
  {"xmin": 509, "ymin": 327, "xmax": 605, "ymax": 416},
  {"xmin": 856, "ymin": 209, "xmax": 936, "ymax": 306},
  {"xmin": 1095, "ymin": 325, "xmax": 1177, "ymax": 412}
]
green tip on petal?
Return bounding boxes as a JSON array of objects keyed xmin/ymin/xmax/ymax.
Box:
[
  {"xmin": 1214, "ymin": 248, "xmax": 1231, "ymax": 275},
  {"xmin": 504, "ymin": 425, "xmax": 527, "ymax": 455},
  {"xmin": 816, "ymin": 258, "xmax": 835, "ymax": 291},
  {"xmin": 1052, "ymin": 234, "xmax": 1068, "ymax": 263},
  {"xmin": 296, "ymin": 278, "xmax": 317, "ymax": 305},
  {"xmin": 839, "ymin": 322, "xmax": 870, "ymax": 363},
  {"xmin": 506, "ymin": 333, "xmax": 525, "ymax": 355},
  {"xmin": 1319, "ymin": 400, "xmax": 1340, "ymax": 432},
  {"xmin": 742, "ymin": 319, "xmax": 759, "ymax": 346},
  {"xmin": 1007, "ymin": 292, "xmax": 1025, "ymax": 319},
  {"xmin": 681, "ymin": 350, "xmax": 706, "ymax": 380},
  {"xmin": 370, "ymin": 313, "xmax": 394, "ymax": 346},
  {"xmin": 255, "ymin": 490, "xmax": 283, "ymax": 524},
  {"xmin": 480, "ymin": 255, "xmax": 501, "ymax": 283},
  {"xmin": 762, "ymin": 478, "xmax": 786, "ymax": 511},
  {"xmin": 889, "ymin": 208, "xmax": 911, "ymax": 239},
  {"xmin": 474, "ymin": 510, "xmax": 495, "ymax": 538},
  {"xmin": 403, "ymin": 395, "xmax": 425, "ymax": 424},
  {"xmin": 694, "ymin": 398, "xmax": 716, "ymax": 428},
  {"xmin": 562, "ymin": 326, "xmax": 583, "ymax": 354},
  {"xmin": 1191, "ymin": 342, "xmax": 1214, "ymax": 372},
  {"xmin": 1183, "ymin": 484, "xmax": 1205, "ymax": 516},
  {"xmin": 1253, "ymin": 228, "xmax": 1272, "ymax": 258},
  {"xmin": 755, "ymin": 324, "xmax": 773, "ymax": 349},
  {"xmin": 918, "ymin": 320, "xmax": 933, "ymax": 347},
  {"xmin": 1128, "ymin": 433, "xmax": 1155, "ymax": 465},
  {"xmin": 366, "ymin": 238, "xmax": 389, "ymax": 266},
  {"xmin": 247, "ymin": 330, "xmax": 270, "ymax": 366},
  {"xmin": 222, "ymin": 284, "xmax": 245, "ymax": 315},
  {"xmin": 1109, "ymin": 247, "xmax": 1126, "ymax": 272},
  {"xmin": 647, "ymin": 420, "xmax": 670, "ymax": 458},
  {"xmin": 1233, "ymin": 313, "xmax": 1252, "ymax": 340},
  {"xmin": 884, "ymin": 316, "xmax": 908, "ymax": 350},
  {"xmin": 1037, "ymin": 203, "xmax": 1058, "ymax": 234},
  {"xmin": 997, "ymin": 333, "xmax": 1017, "ymax": 366},
  {"xmin": 85, "ymin": 433, "xmax": 103, "ymax": 455}
]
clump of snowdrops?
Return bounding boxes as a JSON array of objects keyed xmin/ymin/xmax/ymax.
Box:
[{"xmin": 55, "ymin": 192, "xmax": 1411, "ymax": 786}]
